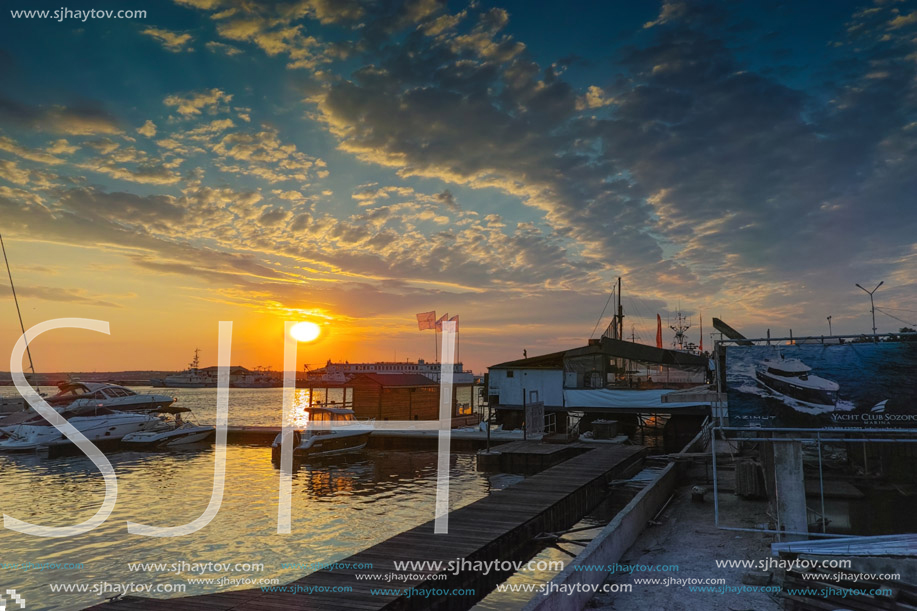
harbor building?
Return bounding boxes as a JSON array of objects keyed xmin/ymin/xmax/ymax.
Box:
[
  {"xmin": 486, "ymin": 337, "xmax": 714, "ymax": 447},
  {"xmin": 297, "ymin": 372, "xmax": 478, "ymax": 428}
]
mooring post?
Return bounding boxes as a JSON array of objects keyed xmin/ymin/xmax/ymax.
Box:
[{"xmin": 773, "ymin": 437, "xmax": 808, "ymax": 541}]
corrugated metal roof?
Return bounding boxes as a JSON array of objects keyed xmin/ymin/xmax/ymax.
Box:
[
  {"xmin": 488, "ymin": 337, "xmax": 707, "ymax": 370},
  {"xmin": 488, "ymin": 350, "xmax": 567, "ymax": 370},
  {"xmin": 351, "ymin": 373, "xmax": 440, "ymax": 387}
]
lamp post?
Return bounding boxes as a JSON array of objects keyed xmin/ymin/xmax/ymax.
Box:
[
  {"xmin": 827, "ymin": 316, "xmax": 832, "ymax": 336},
  {"xmin": 855, "ymin": 281, "xmax": 883, "ymax": 341}
]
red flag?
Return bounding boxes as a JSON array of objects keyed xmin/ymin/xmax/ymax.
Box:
[
  {"xmin": 435, "ymin": 313, "xmax": 449, "ymax": 331},
  {"xmin": 449, "ymin": 314, "xmax": 459, "ymax": 332},
  {"xmin": 416, "ymin": 311, "xmax": 436, "ymax": 330},
  {"xmin": 656, "ymin": 314, "xmax": 663, "ymax": 349}
]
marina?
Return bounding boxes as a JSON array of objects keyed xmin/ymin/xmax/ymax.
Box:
[
  {"xmin": 87, "ymin": 444, "xmax": 647, "ymax": 611},
  {"xmin": 1, "ymin": 317, "xmax": 916, "ymax": 610},
  {"xmin": 3, "ymin": 4, "xmax": 917, "ymax": 610}
]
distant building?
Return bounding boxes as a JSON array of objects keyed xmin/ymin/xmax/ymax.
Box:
[{"xmin": 309, "ymin": 359, "xmax": 474, "ymax": 384}]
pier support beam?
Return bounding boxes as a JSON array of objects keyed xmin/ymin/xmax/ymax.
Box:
[{"xmin": 773, "ymin": 440, "xmax": 808, "ymax": 542}]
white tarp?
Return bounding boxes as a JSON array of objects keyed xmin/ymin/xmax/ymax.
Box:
[{"xmin": 564, "ymin": 389, "xmax": 709, "ymax": 410}]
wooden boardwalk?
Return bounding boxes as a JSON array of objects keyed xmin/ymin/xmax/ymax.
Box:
[
  {"xmin": 226, "ymin": 426, "xmax": 523, "ymax": 451},
  {"xmin": 89, "ymin": 444, "xmax": 645, "ymax": 611}
]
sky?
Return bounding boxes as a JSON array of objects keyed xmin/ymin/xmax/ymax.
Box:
[{"xmin": 1, "ymin": 0, "xmax": 916, "ymax": 373}]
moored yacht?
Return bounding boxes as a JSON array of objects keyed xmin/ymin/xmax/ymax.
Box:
[
  {"xmin": 271, "ymin": 407, "xmax": 373, "ymax": 461},
  {"xmin": 0, "ymin": 405, "xmax": 161, "ymax": 452},
  {"xmin": 45, "ymin": 382, "xmax": 174, "ymax": 412},
  {"xmin": 121, "ymin": 406, "xmax": 214, "ymax": 447},
  {"xmin": 755, "ymin": 356, "xmax": 839, "ymax": 410}
]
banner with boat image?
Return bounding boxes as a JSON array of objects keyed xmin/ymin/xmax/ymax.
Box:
[{"xmin": 724, "ymin": 340, "xmax": 917, "ymax": 429}]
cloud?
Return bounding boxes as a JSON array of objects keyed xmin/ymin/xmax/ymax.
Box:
[
  {"xmin": 137, "ymin": 120, "xmax": 157, "ymax": 137},
  {"xmin": 206, "ymin": 41, "xmax": 243, "ymax": 56},
  {"xmin": 0, "ymin": 135, "xmax": 68, "ymax": 165},
  {"xmin": 0, "ymin": 159, "xmax": 31, "ymax": 185},
  {"xmin": 0, "ymin": 97, "xmax": 121, "ymax": 134},
  {"xmin": 0, "ymin": 284, "xmax": 123, "ymax": 308},
  {"xmin": 252, "ymin": 0, "xmax": 916, "ymax": 340},
  {"xmin": 576, "ymin": 85, "xmax": 614, "ymax": 110},
  {"xmin": 210, "ymin": 126, "xmax": 323, "ymax": 183},
  {"xmin": 4, "ymin": 0, "xmax": 914, "ymax": 350},
  {"xmin": 174, "ymin": 0, "xmax": 223, "ymax": 9},
  {"xmin": 75, "ymin": 143, "xmax": 183, "ymax": 185},
  {"xmin": 163, "ymin": 88, "xmax": 233, "ymax": 117},
  {"xmin": 47, "ymin": 139, "xmax": 79, "ymax": 155},
  {"xmin": 887, "ymin": 11, "xmax": 917, "ymax": 29},
  {"xmin": 142, "ymin": 27, "xmax": 193, "ymax": 52}
]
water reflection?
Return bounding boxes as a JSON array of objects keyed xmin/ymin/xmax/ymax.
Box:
[
  {"xmin": 286, "ymin": 451, "xmax": 463, "ymax": 500},
  {"xmin": 0, "ymin": 446, "xmax": 489, "ymax": 611}
]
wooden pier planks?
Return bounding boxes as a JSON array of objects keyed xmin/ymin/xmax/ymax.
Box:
[{"xmin": 89, "ymin": 444, "xmax": 645, "ymax": 611}]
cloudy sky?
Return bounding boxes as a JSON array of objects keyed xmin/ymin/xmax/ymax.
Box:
[{"xmin": 1, "ymin": 0, "xmax": 916, "ymax": 373}]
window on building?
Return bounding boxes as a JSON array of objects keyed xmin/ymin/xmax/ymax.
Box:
[
  {"xmin": 455, "ymin": 386, "xmax": 473, "ymax": 416},
  {"xmin": 507, "ymin": 370, "xmax": 514, "ymax": 378}
]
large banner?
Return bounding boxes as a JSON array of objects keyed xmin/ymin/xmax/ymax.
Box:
[{"xmin": 724, "ymin": 340, "xmax": 917, "ymax": 429}]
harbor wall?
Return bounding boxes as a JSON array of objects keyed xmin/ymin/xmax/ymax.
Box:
[{"xmin": 522, "ymin": 461, "xmax": 677, "ymax": 611}]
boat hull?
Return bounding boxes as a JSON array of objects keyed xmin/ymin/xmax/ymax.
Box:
[
  {"xmin": 271, "ymin": 430, "xmax": 371, "ymax": 461},
  {"xmin": 0, "ymin": 413, "xmax": 160, "ymax": 452},
  {"xmin": 122, "ymin": 426, "xmax": 214, "ymax": 447},
  {"xmin": 67, "ymin": 397, "xmax": 175, "ymax": 412},
  {"xmin": 755, "ymin": 370, "xmax": 838, "ymax": 409}
]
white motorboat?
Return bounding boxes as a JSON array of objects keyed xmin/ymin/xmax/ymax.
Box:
[
  {"xmin": 755, "ymin": 356, "xmax": 839, "ymax": 410},
  {"xmin": 1, "ymin": 396, "xmax": 27, "ymax": 415},
  {"xmin": 121, "ymin": 406, "xmax": 214, "ymax": 447},
  {"xmin": 0, "ymin": 405, "xmax": 162, "ymax": 452},
  {"xmin": 271, "ymin": 407, "xmax": 373, "ymax": 461},
  {"xmin": 45, "ymin": 381, "xmax": 174, "ymax": 412}
]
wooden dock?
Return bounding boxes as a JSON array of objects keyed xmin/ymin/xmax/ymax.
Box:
[
  {"xmin": 225, "ymin": 426, "xmax": 529, "ymax": 451},
  {"xmin": 89, "ymin": 444, "xmax": 646, "ymax": 611},
  {"xmin": 477, "ymin": 439, "xmax": 620, "ymax": 474}
]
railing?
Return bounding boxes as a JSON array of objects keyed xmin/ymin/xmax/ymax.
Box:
[
  {"xmin": 566, "ymin": 413, "xmax": 583, "ymax": 439},
  {"xmin": 544, "ymin": 412, "xmax": 557, "ymax": 435}
]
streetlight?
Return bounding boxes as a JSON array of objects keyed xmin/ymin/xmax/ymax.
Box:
[
  {"xmin": 827, "ymin": 316, "xmax": 832, "ymax": 336},
  {"xmin": 855, "ymin": 281, "xmax": 883, "ymax": 340}
]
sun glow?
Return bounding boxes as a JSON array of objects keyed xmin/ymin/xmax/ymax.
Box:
[{"xmin": 290, "ymin": 321, "xmax": 321, "ymax": 342}]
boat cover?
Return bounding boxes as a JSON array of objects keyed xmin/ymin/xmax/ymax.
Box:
[{"xmin": 563, "ymin": 389, "xmax": 710, "ymax": 410}]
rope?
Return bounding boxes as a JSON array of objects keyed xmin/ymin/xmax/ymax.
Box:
[
  {"xmin": 0, "ymin": 232, "xmax": 35, "ymax": 375},
  {"xmin": 590, "ymin": 287, "xmax": 615, "ymax": 339},
  {"xmin": 876, "ymin": 307, "xmax": 917, "ymax": 328}
]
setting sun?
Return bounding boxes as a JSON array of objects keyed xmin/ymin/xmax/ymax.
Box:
[{"xmin": 290, "ymin": 321, "xmax": 321, "ymax": 343}]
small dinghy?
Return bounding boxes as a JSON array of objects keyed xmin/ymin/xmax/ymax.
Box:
[{"xmin": 121, "ymin": 406, "xmax": 214, "ymax": 448}]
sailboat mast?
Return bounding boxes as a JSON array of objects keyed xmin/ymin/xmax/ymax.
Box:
[{"xmin": 0, "ymin": 232, "xmax": 35, "ymax": 375}]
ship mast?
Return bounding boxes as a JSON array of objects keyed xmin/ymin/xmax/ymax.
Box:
[
  {"xmin": 670, "ymin": 309, "xmax": 692, "ymax": 351},
  {"xmin": 1, "ymin": 232, "xmax": 35, "ymax": 376}
]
